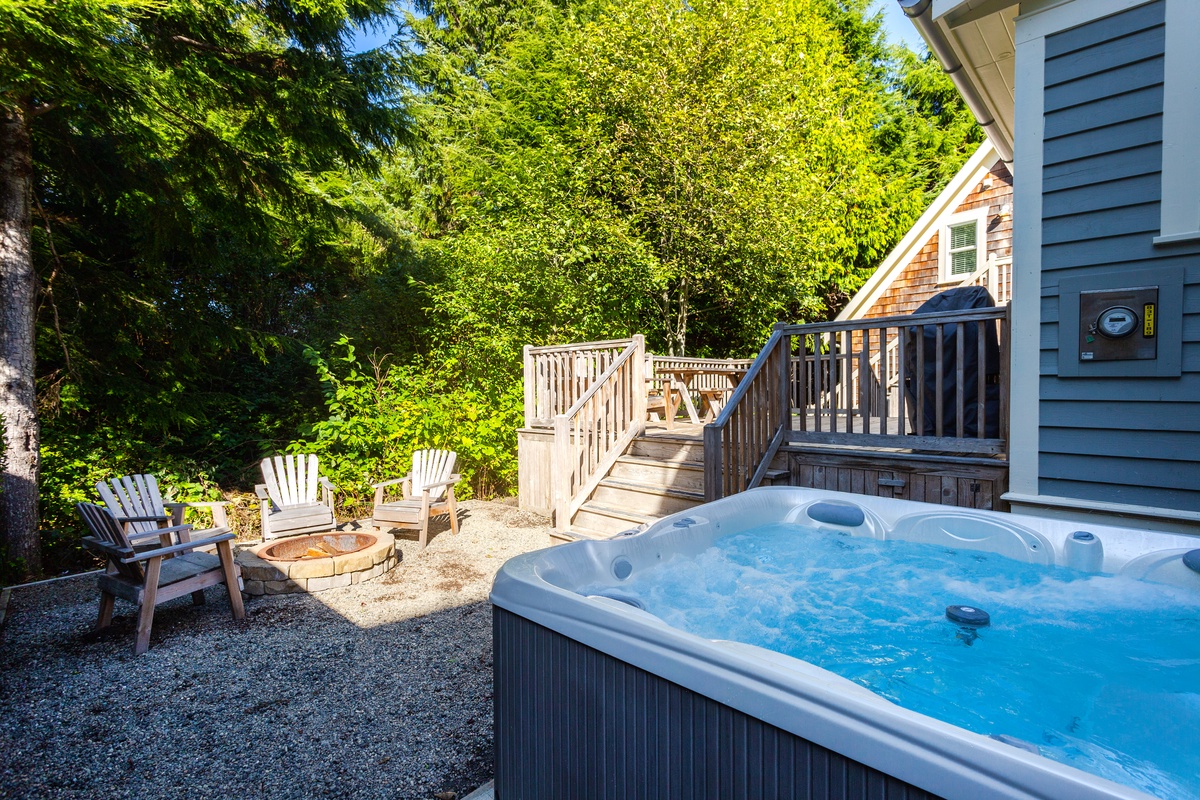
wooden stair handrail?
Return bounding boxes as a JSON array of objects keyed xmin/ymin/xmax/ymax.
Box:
[
  {"xmin": 704, "ymin": 326, "xmax": 791, "ymax": 501},
  {"xmin": 559, "ymin": 338, "xmax": 639, "ymax": 420},
  {"xmin": 526, "ymin": 337, "xmax": 637, "ymax": 355},
  {"xmin": 552, "ymin": 336, "xmax": 647, "ymax": 532},
  {"xmin": 524, "ymin": 338, "xmax": 637, "ymax": 427}
]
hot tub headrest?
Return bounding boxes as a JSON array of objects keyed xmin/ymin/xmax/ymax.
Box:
[{"xmin": 806, "ymin": 502, "xmax": 866, "ymax": 528}]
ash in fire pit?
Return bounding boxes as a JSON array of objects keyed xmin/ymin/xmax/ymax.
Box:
[
  {"xmin": 238, "ymin": 531, "xmax": 398, "ymax": 595},
  {"xmin": 261, "ymin": 533, "xmax": 377, "ymax": 562}
]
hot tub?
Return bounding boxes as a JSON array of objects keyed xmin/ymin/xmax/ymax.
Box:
[{"xmin": 490, "ymin": 487, "xmax": 1200, "ymax": 800}]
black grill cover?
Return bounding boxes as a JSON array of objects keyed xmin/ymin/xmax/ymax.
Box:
[{"xmin": 903, "ymin": 286, "xmax": 1001, "ymax": 439}]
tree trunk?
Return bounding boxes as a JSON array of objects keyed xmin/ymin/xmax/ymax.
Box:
[
  {"xmin": 0, "ymin": 102, "xmax": 41, "ymax": 577},
  {"xmin": 662, "ymin": 278, "xmax": 689, "ymax": 356}
]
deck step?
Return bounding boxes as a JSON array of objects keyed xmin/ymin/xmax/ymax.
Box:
[
  {"xmin": 763, "ymin": 468, "xmax": 790, "ymax": 486},
  {"xmin": 591, "ymin": 478, "xmax": 703, "ymax": 518},
  {"xmin": 616, "ymin": 454, "xmax": 704, "ymax": 470},
  {"xmin": 551, "ymin": 528, "xmax": 608, "ymax": 544},
  {"xmin": 570, "ymin": 502, "xmax": 658, "ymax": 539},
  {"xmin": 627, "ymin": 435, "xmax": 705, "ymax": 463},
  {"xmin": 610, "ymin": 455, "xmax": 705, "ymax": 491},
  {"xmin": 596, "ymin": 477, "xmax": 704, "ymax": 500},
  {"xmin": 561, "ymin": 428, "xmax": 708, "ymax": 541}
]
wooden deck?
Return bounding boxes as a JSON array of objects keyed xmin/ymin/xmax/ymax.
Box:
[
  {"xmin": 649, "ymin": 414, "xmax": 998, "ymax": 443},
  {"xmin": 522, "ymin": 314, "xmax": 1011, "ymax": 541}
]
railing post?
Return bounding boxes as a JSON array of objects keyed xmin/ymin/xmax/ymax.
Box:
[
  {"xmin": 553, "ymin": 414, "xmax": 571, "ymax": 532},
  {"xmin": 777, "ymin": 324, "xmax": 791, "ymax": 445},
  {"xmin": 633, "ymin": 334, "xmax": 647, "ymax": 429},
  {"xmin": 704, "ymin": 421, "xmax": 722, "ymax": 502},
  {"xmin": 523, "ymin": 345, "xmax": 535, "ymax": 428}
]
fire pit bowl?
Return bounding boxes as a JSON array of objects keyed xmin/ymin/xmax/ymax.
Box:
[
  {"xmin": 261, "ymin": 533, "xmax": 377, "ymax": 562},
  {"xmin": 237, "ymin": 531, "xmax": 398, "ymax": 595}
]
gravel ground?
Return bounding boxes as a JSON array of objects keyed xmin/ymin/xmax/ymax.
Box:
[{"xmin": 0, "ymin": 500, "xmax": 552, "ymax": 800}]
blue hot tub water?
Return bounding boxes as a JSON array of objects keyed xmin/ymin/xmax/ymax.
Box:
[{"xmin": 580, "ymin": 523, "xmax": 1200, "ymax": 799}]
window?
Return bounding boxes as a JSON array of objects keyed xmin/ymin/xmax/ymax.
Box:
[
  {"xmin": 947, "ymin": 221, "xmax": 979, "ymax": 275},
  {"xmin": 939, "ymin": 209, "xmax": 987, "ymax": 283}
]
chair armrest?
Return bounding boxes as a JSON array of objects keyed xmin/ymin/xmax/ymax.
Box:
[
  {"xmin": 370, "ymin": 476, "xmax": 408, "ymax": 489},
  {"xmin": 254, "ymin": 484, "xmax": 272, "ymax": 502},
  {"xmin": 318, "ymin": 476, "xmax": 336, "ymax": 490},
  {"xmin": 115, "ymin": 514, "xmax": 172, "ymax": 523},
  {"xmin": 82, "ymin": 536, "xmax": 135, "ymax": 561},
  {"xmin": 421, "ymin": 474, "xmax": 462, "ymax": 491},
  {"xmin": 119, "ymin": 530, "xmax": 236, "ymax": 563},
  {"xmin": 125, "ymin": 522, "xmax": 193, "ymax": 542},
  {"xmin": 164, "ymin": 500, "xmax": 230, "ymax": 529}
]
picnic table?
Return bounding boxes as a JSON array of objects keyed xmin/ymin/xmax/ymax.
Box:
[{"xmin": 661, "ymin": 366, "xmax": 748, "ymax": 424}]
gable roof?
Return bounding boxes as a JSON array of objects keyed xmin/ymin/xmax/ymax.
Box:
[{"xmin": 836, "ymin": 139, "xmax": 999, "ymax": 321}]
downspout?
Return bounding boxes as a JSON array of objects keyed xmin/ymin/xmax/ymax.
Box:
[{"xmin": 898, "ymin": 0, "xmax": 1014, "ymax": 163}]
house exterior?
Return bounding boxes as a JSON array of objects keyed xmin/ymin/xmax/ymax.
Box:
[
  {"xmin": 838, "ymin": 140, "xmax": 1013, "ymax": 321},
  {"xmin": 902, "ymin": 0, "xmax": 1200, "ymax": 533}
]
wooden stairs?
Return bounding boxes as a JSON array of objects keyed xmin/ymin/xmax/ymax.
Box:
[{"xmin": 552, "ymin": 428, "xmax": 786, "ymax": 544}]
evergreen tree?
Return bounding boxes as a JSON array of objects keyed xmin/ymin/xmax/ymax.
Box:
[{"xmin": 0, "ymin": 0, "xmax": 405, "ymax": 576}]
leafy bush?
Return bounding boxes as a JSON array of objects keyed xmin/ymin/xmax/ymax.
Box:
[
  {"xmin": 31, "ymin": 427, "xmax": 237, "ymax": 580},
  {"xmin": 293, "ymin": 338, "xmax": 521, "ymax": 520}
]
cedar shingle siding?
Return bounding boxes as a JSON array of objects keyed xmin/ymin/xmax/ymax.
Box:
[{"xmin": 864, "ymin": 162, "xmax": 1013, "ymax": 319}]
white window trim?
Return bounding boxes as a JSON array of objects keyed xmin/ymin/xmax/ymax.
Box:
[
  {"xmin": 937, "ymin": 208, "xmax": 989, "ymax": 284},
  {"xmin": 1154, "ymin": 0, "xmax": 1200, "ymax": 245}
]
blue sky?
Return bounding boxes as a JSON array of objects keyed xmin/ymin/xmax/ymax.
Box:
[
  {"xmin": 876, "ymin": 0, "xmax": 926, "ymax": 52},
  {"xmin": 350, "ymin": 1, "xmax": 927, "ymax": 54}
]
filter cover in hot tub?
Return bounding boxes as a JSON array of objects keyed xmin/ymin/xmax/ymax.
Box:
[{"xmin": 946, "ymin": 605, "xmax": 990, "ymax": 627}]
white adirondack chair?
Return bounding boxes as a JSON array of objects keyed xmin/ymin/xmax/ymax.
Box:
[
  {"xmin": 97, "ymin": 474, "xmax": 232, "ymax": 550},
  {"xmin": 371, "ymin": 449, "xmax": 460, "ymax": 550},
  {"xmin": 255, "ymin": 454, "xmax": 337, "ymax": 541}
]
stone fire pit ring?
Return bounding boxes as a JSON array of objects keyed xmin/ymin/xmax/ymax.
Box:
[{"xmin": 237, "ymin": 531, "xmax": 398, "ymax": 595}]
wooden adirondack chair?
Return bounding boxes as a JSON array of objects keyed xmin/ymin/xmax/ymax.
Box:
[
  {"xmin": 77, "ymin": 502, "xmax": 244, "ymax": 655},
  {"xmin": 255, "ymin": 454, "xmax": 337, "ymax": 541},
  {"xmin": 97, "ymin": 474, "xmax": 231, "ymax": 550},
  {"xmin": 371, "ymin": 449, "xmax": 460, "ymax": 550}
]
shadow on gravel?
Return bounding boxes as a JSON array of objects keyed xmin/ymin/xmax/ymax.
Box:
[{"xmin": 0, "ymin": 582, "xmax": 498, "ymax": 800}]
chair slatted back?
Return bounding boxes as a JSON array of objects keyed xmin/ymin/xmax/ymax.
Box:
[
  {"xmin": 96, "ymin": 474, "xmax": 167, "ymax": 536},
  {"xmin": 261, "ymin": 454, "xmax": 320, "ymax": 509},
  {"xmin": 76, "ymin": 502, "xmax": 144, "ymax": 583},
  {"xmin": 412, "ymin": 449, "xmax": 456, "ymax": 500}
]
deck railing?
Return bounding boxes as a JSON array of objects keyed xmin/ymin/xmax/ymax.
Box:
[
  {"xmin": 961, "ymin": 255, "xmax": 1011, "ymax": 306},
  {"xmin": 792, "ymin": 307, "xmax": 1010, "ymax": 454},
  {"xmin": 524, "ymin": 338, "xmax": 635, "ymax": 428},
  {"xmin": 553, "ymin": 336, "xmax": 647, "ymax": 531},
  {"xmin": 706, "ymin": 307, "xmax": 1010, "ymax": 501},
  {"xmin": 704, "ymin": 326, "xmax": 791, "ymax": 501}
]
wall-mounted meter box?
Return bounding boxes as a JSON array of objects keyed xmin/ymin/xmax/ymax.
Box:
[
  {"xmin": 1058, "ymin": 267, "xmax": 1183, "ymax": 379},
  {"xmin": 1078, "ymin": 286, "xmax": 1157, "ymax": 362}
]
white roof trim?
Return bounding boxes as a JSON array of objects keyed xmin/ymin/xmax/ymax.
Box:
[
  {"xmin": 932, "ymin": 0, "xmax": 1018, "ymax": 24},
  {"xmin": 836, "ymin": 140, "xmax": 999, "ymax": 321}
]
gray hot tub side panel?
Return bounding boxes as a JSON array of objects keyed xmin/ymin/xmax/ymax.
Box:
[
  {"xmin": 493, "ymin": 606, "xmax": 945, "ymax": 800},
  {"xmin": 490, "ymin": 488, "xmax": 1190, "ymax": 800}
]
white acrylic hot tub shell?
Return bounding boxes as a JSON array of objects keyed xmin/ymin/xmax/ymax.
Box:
[{"xmin": 490, "ymin": 487, "xmax": 1200, "ymax": 800}]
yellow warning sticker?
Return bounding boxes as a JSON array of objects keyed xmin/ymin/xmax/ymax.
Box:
[{"xmin": 1143, "ymin": 303, "xmax": 1156, "ymax": 338}]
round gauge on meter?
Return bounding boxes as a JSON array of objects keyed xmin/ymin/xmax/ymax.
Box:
[{"xmin": 1097, "ymin": 306, "xmax": 1138, "ymax": 338}]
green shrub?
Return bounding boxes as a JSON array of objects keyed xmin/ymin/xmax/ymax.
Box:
[{"xmin": 293, "ymin": 338, "xmax": 521, "ymax": 520}]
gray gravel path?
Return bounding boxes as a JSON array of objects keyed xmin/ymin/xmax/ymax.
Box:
[{"xmin": 0, "ymin": 500, "xmax": 551, "ymax": 800}]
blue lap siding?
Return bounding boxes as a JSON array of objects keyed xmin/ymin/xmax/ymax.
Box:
[{"xmin": 1039, "ymin": 0, "xmax": 1200, "ymax": 510}]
